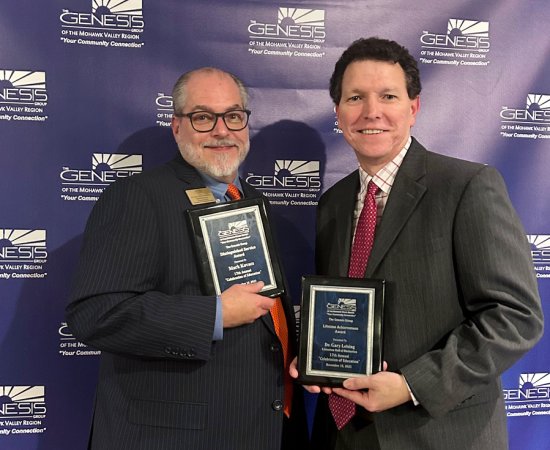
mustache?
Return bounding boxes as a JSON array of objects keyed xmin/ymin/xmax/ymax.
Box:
[{"xmin": 202, "ymin": 139, "xmax": 239, "ymax": 148}]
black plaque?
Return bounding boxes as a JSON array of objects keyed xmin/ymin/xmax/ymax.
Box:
[
  {"xmin": 186, "ymin": 197, "xmax": 284, "ymax": 298},
  {"xmin": 297, "ymin": 276, "xmax": 385, "ymax": 386}
]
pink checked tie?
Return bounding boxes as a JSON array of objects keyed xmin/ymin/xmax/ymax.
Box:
[
  {"xmin": 225, "ymin": 182, "xmax": 293, "ymax": 416},
  {"xmin": 329, "ymin": 180, "xmax": 379, "ymax": 430}
]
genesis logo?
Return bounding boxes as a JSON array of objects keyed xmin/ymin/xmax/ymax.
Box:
[
  {"xmin": 528, "ymin": 235, "xmax": 550, "ymax": 263},
  {"xmin": 501, "ymin": 94, "xmax": 550, "ymax": 124},
  {"xmin": 0, "ymin": 386, "xmax": 46, "ymax": 419},
  {"xmin": 528, "ymin": 235, "xmax": 550, "ymax": 278},
  {"xmin": 504, "ymin": 373, "xmax": 550, "ymax": 403},
  {"xmin": 246, "ymin": 160, "xmax": 321, "ymax": 191},
  {"xmin": 0, "ymin": 70, "xmax": 47, "ymax": 106},
  {"xmin": 60, "ymin": 0, "xmax": 144, "ymax": 30},
  {"xmin": 155, "ymin": 92, "xmax": 173, "ymax": 127},
  {"xmin": 218, "ymin": 220, "xmax": 250, "ymax": 244},
  {"xmin": 327, "ymin": 298, "xmax": 357, "ymax": 314},
  {"xmin": 0, "ymin": 229, "xmax": 47, "ymax": 262},
  {"xmin": 60, "ymin": 153, "xmax": 142, "ymax": 185},
  {"xmin": 249, "ymin": 8, "xmax": 325, "ymax": 42},
  {"xmin": 421, "ymin": 18, "xmax": 490, "ymax": 51}
]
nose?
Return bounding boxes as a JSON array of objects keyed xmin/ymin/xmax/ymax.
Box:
[
  {"xmin": 361, "ymin": 96, "xmax": 381, "ymax": 119},
  {"xmin": 211, "ymin": 116, "xmax": 230, "ymax": 136}
]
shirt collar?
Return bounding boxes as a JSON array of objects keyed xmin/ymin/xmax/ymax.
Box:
[
  {"xmin": 198, "ymin": 172, "xmax": 243, "ymax": 203},
  {"xmin": 358, "ymin": 136, "xmax": 412, "ymax": 195}
]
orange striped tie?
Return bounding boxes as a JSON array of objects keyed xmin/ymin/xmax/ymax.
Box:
[
  {"xmin": 270, "ymin": 297, "xmax": 293, "ymax": 417},
  {"xmin": 225, "ymin": 184, "xmax": 292, "ymax": 416}
]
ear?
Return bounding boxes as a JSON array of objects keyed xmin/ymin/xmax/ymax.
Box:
[
  {"xmin": 409, "ymin": 96, "xmax": 420, "ymax": 126},
  {"xmin": 171, "ymin": 116, "xmax": 180, "ymax": 138}
]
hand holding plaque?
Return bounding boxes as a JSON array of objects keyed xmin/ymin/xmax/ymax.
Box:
[
  {"xmin": 296, "ymin": 276, "xmax": 385, "ymax": 386},
  {"xmin": 186, "ymin": 197, "xmax": 285, "ymax": 298}
]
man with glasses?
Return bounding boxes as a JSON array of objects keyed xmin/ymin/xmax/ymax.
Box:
[{"xmin": 66, "ymin": 67, "xmax": 308, "ymax": 450}]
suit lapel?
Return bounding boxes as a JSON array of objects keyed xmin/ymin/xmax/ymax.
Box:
[
  {"xmin": 333, "ymin": 173, "xmax": 359, "ymax": 277},
  {"xmin": 365, "ymin": 139, "xmax": 427, "ymax": 277}
]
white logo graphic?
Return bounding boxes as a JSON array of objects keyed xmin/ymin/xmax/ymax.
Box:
[
  {"xmin": 519, "ymin": 373, "xmax": 550, "ymax": 390},
  {"xmin": 277, "ymin": 8, "xmax": 325, "ymax": 27},
  {"xmin": 327, "ymin": 297, "xmax": 357, "ymax": 314},
  {"xmin": 527, "ymin": 235, "xmax": 550, "ymax": 279},
  {"xmin": 248, "ymin": 8, "xmax": 326, "ymax": 58},
  {"xmin": 500, "ymin": 98, "xmax": 550, "ymax": 139},
  {"xmin": 0, "ymin": 229, "xmax": 47, "ymax": 263},
  {"xmin": 0, "ymin": 70, "xmax": 48, "ymax": 122},
  {"xmin": 92, "ymin": 153, "xmax": 143, "ymax": 173},
  {"xmin": 275, "ymin": 160, "xmax": 319, "ymax": 177},
  {"xmin": 58, "ymin": 322, "xmax": 101, "ymax": 357},
  {"xmin": 60, "ymin": 153, "xmax": 142, "ymax": 202},
  {"xmin": 92, "ymin": 0, "xmax": 143, "ymax": 16},
  {"xmin": 446, "ymin": 18, "xmax": 489, "ymax": 38},
  {"xmin": 60, "ymin": 0, "xmax": 145, "ymax": 48},
  {"xmin": 0, "ymin": 386, "xmax": 46, "ymax": 419},
  {"xmin": 503, "ymin": 372, "xmax": 550, "ymax": 419},
  {"xmin": 155, "ymin": 92, "xmax": 173, "ymax": 127},
  {"xmin": 218, "ymin": 220, "xmax": 250, "ymax": 244},
  {"xmin": 419, "ymin": 18, "xmax": 490, "ymax": 67}
]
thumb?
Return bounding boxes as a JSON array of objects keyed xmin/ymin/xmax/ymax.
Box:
[
  {"xmin": 343, "ymin": 376, "xmax": 372, "ymax": 391},
  {"xmin": 242, "ymin": 281, "xmax": 265, "ymax": 292}
]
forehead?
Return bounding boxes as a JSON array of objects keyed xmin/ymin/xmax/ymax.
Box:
[
  {"xmin": 184, "ymin": 72, "xmax": 243, "ymax": 109},
  {"xmin": 341, "ymin": 59, "xmax": 407, "ymax": 91}
]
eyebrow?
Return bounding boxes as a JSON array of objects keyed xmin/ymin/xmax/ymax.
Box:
[{"xmin": 189, "ymin": 104, "xmax": 243, "ymax": 112}]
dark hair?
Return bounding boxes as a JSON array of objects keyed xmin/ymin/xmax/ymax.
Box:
[{"xmin": 329, "ymin": 37, "xmax": 421, "ymax": 104}]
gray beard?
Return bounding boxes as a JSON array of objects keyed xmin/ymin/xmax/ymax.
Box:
[{"xmin": 180, "ymin": 141, "xmax": 249, "ymax": 179}]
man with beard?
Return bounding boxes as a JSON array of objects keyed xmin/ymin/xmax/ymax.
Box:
[{"xmin": 66, "ymin": 67, "xmax": 308, "ymax": 450}]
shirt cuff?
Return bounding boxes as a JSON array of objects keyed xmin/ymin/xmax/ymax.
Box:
[
  {"xmin": 212, "ymin": 295, "xmax": 223, "ymax": 341},
  {"xmin": 402, "ymin": 375, "xmax": 420, "ymax": 406}
]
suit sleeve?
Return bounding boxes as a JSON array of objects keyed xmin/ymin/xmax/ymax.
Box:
[
  {"xmin": 65, "ymin": 178, "xmax": 217, "ymax": 361},
  {"xmin": 401, "ymin": 165, "xmax": 544, "ymax": 418}
]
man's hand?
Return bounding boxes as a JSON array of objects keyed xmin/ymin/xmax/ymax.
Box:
[
  {"xmin": 221, "ymin": 282, "xmax": 274, "ymax": 328},
  {"xmin": 289, "ymin": 356, "xmax": 335, "ymax": 394},
  {"xmin": 332, "ymin": 366, "xmax": 411, "ymax": 413}
]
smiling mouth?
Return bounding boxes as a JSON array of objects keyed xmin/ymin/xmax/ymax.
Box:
[{"xmin": 359, "ymin": 129, "xmax": 384, "ymax": 135}]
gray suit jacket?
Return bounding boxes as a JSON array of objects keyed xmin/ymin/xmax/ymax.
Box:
[
  {"xmin": 66, "ymin": 154, "xmax": 301, "ymax": 450},
  {"xmin": 313, "ymin": 138, "xmax": 543, "ymax": 450}
]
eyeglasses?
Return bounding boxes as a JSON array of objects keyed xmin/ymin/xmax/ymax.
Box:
[{"xmin": 174, "ymin": 109, "xmax": 251, "ymax": 132}]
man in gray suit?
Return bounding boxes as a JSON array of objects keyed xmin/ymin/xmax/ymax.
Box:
[
  {"xmin": 66, "ymin": 67, "xmax": 308, "ymax": 450},
  {"xmin": 291, "ymin": 37, "xmax": 543, "ymax": 449}
]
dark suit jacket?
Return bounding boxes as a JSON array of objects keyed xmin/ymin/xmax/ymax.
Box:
[
  {"xmin": 313, "ymin": 138, "xmax": 543, "ymax": 450},
  {"xmin": 66, "ymin": 154, "xmax": 303, "ymax": 450}
]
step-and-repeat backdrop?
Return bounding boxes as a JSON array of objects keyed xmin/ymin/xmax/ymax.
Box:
[{"xmin": 1, "ymin": 1, "xmax": 548, "ymax": 449}]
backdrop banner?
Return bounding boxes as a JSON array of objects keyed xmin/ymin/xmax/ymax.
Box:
[{"xmin": 1, "ymin": 1, "xmax": 548, "ymax": 449}]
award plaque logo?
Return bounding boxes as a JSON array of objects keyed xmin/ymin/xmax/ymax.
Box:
[
  {"xmin": 59, "ymin": 153, "xmax": 142, "ymax": 202},
  {"xmin": 419, "ymin": 18, "xmax": 490, "ymax": 67},
  {"xmin": 0, "ymin": 70, "xmax": 48, "ymax": 122},
  {"xmin": 218, "ymin": 220, "xmax": 250, "ymax": 244},
  {"xmin": 327, "ymin": 297, "xmax": 357, "ymax": 315},
  {"xmin": 500, "ymin": 95, "xmax": 550, "ymax": 140},
  {"xmin": 247, "ymin": 7, "xmax": 326, "ymax": 59}
]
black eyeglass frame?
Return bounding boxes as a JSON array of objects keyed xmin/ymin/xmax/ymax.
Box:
[{"xmin": 174, "ymin": 109, "xmax": 252, "ymax": 133}]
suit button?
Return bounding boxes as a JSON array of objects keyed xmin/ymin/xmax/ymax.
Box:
[
  {"xmin": 188, "ymin": 349, "xmax": 196, "ymax": 357},
  {"xmin": 272, "ymin": 400, "xmax": 283, "ymax": 411},
  {"xmin": 270, "ymin": 343, "xmax": 280, "ymax": 352}
]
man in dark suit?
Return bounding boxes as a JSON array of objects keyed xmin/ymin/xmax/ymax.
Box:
[
  {"xmin": 291, "ymin": 37, "xmax": 544, "ymax": 449},
  {"xmin": 66, "ymin": 67, "xmax": 307, "ymax": 450}
]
